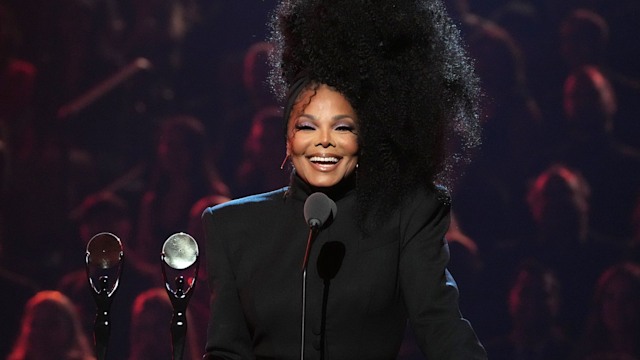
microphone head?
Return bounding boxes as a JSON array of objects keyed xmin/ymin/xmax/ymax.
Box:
[{"xmin": 304, "ymin": 192, "xmax": 337, "ymax": 228}]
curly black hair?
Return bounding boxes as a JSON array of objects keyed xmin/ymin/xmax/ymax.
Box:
[{"xmin": 269, "ymin": 0, "xmax": 481, "ymax": 229}]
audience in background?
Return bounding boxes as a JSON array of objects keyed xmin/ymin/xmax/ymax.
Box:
[
  {"xmin": 0, "ymin": 6, "xmax": 46, "ymax": 326},
  {"xmin": 0, "ymin": 0, "xmax": 639, "ymax": 357},
  {"xmin": 524, "ymin": 163, "xmax": 618, "ymax": 340},
  {"xmin": 128, "ymin": 287, "xmax": 201, "ymax": 360},
  {"xmin": 485, "ymin": 260, "xmax": 571, "ymax": 360},
  {"xmin": 453, "ymin": 15, "xmax": 542, "ymax": 253},
  {"xmin": 0, "ymin": 3, "xmax": 37, "ymax": 167},
  {"xmin": 185, "ymin": 193, "xmax": 229, "ymax": 354},
  {"xmin": 573, "ymin": 262, "xmax": 640, "ymax": 360},
  {"xmin": 489, "ymin": 0, "xmax": 569, "ymax": 125},
  {"xmin": 58, "ymin": 191, "xmax": 157, "ymax": 360},
  {"xmin": 215, "ymin": 41, "xmax": 280, "ymax": 185},
  {"xmin": 580, "ymin": 0, "xmax": 640, "ymax": 151},
  {"xmin": 134, "ymin": 114, "xmax": 229, "ymax": 271},
  {"xmin": 585, "ymin": 0, "xmax": 640, "ymax": 80},
  {"xmin": 0, "ymin": 245, "xmax": 39, "ymax": 359},
  {"xmin": 491, "ymin": 1, "xmax": 550, "ymax": 92},
  {"xmin": 559, "ymin": 9, "xmax": 609, "ymax": 71},
  {"xmin": 629, "ymin": 198, "xmax": 640, "ymax": 264},
  {"xmin": 7, "ymin": 290, "xmax": 95, "ymax": 360},
  {"xmin": 559, "ymin": 65, "xmax": 640, "ymax": 241},
  {"xmin": 233, "ymin": 105, "xmax": 290, "ymax": 197}
]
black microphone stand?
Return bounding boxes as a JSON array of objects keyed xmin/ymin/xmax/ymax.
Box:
[
  {"xmin": 300, "ymin": 192, "xmax": 337, "ymax": 360},
  {"xmin": 301, "ymin": 224, "xmax": 320, "ymax": 360}
]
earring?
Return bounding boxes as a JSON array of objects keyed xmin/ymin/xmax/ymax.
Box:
[{"xmin": 280, "ymin": 154, "xmax": 290, "ymax": 170}]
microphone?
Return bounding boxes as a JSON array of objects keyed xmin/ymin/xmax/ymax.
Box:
[
  {"xmin": 302, "ymin": 193, "xmax": 337, "ymax": 271},
  {"xmin": 300, "ymin": 193, "xmax": 337, "ymax": 360},
  {"xmin": 304, "ymin": 192, "xmax": 337, "ymax": 229}
]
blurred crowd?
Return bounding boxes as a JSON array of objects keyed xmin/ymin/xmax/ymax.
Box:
[{"xmin": 0, "ymin": 0, "xmax": 639, "ymax": 359}]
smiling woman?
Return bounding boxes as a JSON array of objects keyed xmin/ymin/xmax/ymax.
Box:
[
  {"xmin": 201, "ymin": 0, "xmax": 487, "ymax": 359},
  {"xmin": 287, "ymin": 84, "xmax": 359, "ymax": 188}
]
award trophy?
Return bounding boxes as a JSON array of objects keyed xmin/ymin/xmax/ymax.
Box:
[
  {"xmin": 86, "ymin": 232, "xmax": 124, "ymax": 360},
  {"xmin": 161, "ymin": 232, "xmax": 199, "ymax": 360}
]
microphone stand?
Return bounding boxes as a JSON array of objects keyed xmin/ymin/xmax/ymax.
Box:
[
  {"xmin": 301, "ymin": 225, "xmax": 320, "ymax": 360},
  {"xmin": 300, "ymin": 192, "xmax": 337, "ymax": 360},
  {"xmin": 320, "ymin": 279, "xmax": 329, "ymax": 360}
]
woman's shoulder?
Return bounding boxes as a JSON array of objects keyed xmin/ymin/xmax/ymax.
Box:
[
  {"xmin": 393, "ymin": 184, "xmax": 452, "ymax": 230},
  {"xmin": 402, "ymin": 184, "xmax": 451, "ymax": 210},
  {"xmin": 203, "ymin": 187, "xmax": 289, "ymax": 217}
]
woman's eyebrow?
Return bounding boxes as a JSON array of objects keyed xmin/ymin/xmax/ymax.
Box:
[
  {"xmin": 299, "ymin": 114, "xmax": 354, "ymax": 121},
  {"xmin": 333, "ymin": 114, "xmax": 356, "ymax": 121}
]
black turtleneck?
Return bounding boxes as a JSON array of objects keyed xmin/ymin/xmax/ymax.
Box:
[{"xmin": 202, "ymin": 174, "xmax": 487, "ymax": 359}]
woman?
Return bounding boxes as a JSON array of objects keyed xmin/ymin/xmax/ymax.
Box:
[
  {"xmin": 203, "ymin": 0, "xmax": 486, "ymax": 358},
  {"xmin": 573, "ymin": 262, "xmax": 640, "ymax": 360},
  {"xmin": 128, "ymin": 288, "xmax": 201, "ymax": 360},
  {"xmin": 234, "ymin": 106, "xmax": 291, "ymax": 196},
  {"xmin": 7, "ymin": 290, "xmax": 95, "ymax": 360},
  {"xmin": 484, "ymin": 260, "xmax": 571, "ymax": 360},
  {"xmin": 135, "ymin": 115, "xmax": 230, "ymax": 270}
]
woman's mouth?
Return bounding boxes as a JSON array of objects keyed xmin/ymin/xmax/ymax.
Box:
[
  {"xmin": 308, "ymin": 156, "xmax": 340, "ymax": 170},
  {"xmin": 309, "ymin": 156, "xmax": 339, "ymax": 164}
]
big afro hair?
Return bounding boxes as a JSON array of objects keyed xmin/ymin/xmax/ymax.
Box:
[{"xmin": 269, "ymin": 0, "xmax": 482, "ymax": 229}]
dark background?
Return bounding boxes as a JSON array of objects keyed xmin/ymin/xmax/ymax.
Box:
[{"xmin": 1, "ymin": 0, "xmax": 639, "ymax": 359}]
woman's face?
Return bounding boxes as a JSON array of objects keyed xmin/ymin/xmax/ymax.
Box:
[
  {"xmin": 158, "ymin": 129, "xmax": 192, "ymax": 174},
  {"xmin": 600, "ymin": 275, "xmax": 640, "ymax": 333},
  {"xmin": 27, "ymin": 302, "xmax": 74, "ymax": 352},
  {"xmin": 287, "ymin": 84, "xmax": 359, "ymax": 188}
]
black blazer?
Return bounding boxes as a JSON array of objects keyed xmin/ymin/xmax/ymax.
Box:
[{"xmin": 202, "ymin": 175, "xmax": 486, "ymax": 359}]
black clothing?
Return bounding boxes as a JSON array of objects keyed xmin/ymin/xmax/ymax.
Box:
[{"xmin": 202, "ymin": 174, "xmax": 486, "ymax": 359}]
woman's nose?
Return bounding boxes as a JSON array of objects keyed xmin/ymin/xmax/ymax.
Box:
[{"xmin": 316, "ymin": 128, "xmax": 335, "ymax": 148}]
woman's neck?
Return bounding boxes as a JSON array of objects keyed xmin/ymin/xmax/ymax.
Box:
[{"xmin": 291, "ymin": 171, "xmax": 356, "ymax": 201}]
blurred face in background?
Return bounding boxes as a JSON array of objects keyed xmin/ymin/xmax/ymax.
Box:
[
  {"xmin": 508, "ymin": 269, "xmax": 560, "ymax": 333},
  {"xmin": 600, "ymin": 273, "xmax": 640, "ymax": 334},
  {"xmin": 158, "ymin": 128, "xmax": 192, "ymax": 174}
]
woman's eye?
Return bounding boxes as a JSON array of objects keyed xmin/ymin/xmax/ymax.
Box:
[
  {"xmin": 336, "ymin": 125, "xmax": 356, "ymax": 132},
  {"xmin": 295, "ymin": 124, "xmax": 315, "ymax": 131}
]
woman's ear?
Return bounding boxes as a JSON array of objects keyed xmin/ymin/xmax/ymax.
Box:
[
  {"xmin": 285, "ymin": 135, "xmax": 292, "ymax": 154},
  {"xmin": 281, "ymin": 144, "xmax": 291, "ymax": 169}
]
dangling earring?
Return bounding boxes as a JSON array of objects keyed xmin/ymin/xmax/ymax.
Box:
[{"xmin": 280, "ymin": 153, "xmax": 290, "ymax": 170}]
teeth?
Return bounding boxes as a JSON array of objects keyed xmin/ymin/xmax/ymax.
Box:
[{"xmin": 310, "ymin": 156, "xmax": 339, "ymax": 164}]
